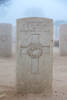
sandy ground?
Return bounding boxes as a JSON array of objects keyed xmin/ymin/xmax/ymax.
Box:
[{"xmin": 0, "ymin": 47, "xmax": 67, "ymax": 100}]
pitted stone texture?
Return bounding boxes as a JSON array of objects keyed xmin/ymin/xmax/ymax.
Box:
[
  {"xmin": 0, "ymin": 24, "xmax": 12, "ymax": 57},
  {"xmin": 16, "ymin": 18, "xmax": 53, "ymax": 94},
  {"xmin": 59, "ymin": 24, "xmax": 67, "ymax": 56}
]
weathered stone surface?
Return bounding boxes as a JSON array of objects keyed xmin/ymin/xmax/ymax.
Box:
[
  {"xmin": 0, "ymin": 24, "xmax": 12, "ymax": 57},
  {"xmin": 16, "ymin": 18, "xmax": 53, "ymax": 94},
  {"xmin": 59, "ymin": 24, "xmax": 67, "ymax": 56}
]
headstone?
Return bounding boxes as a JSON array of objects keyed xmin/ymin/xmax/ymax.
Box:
[
  {"xmin": 0, "ymin": 24, "xmax": 12, "ymax": 57},
  {"xmin": 12, "ymin": 26, "xmax": 16, "ymax": 55},
  {"xmin": 59, "ymin": 24, "xmax": 67, "ymax": 56},
  {"xmin": 16, "ymin": 18, "xmax": 53, "ymax": 94}
]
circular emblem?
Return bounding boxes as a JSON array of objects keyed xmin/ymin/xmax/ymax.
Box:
[{"xmin": 27, "ymin": 43, "xmax": 43, "ymax": 58}]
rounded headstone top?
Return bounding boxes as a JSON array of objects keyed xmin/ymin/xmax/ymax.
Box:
[{"xmin": 17, "ymin": 17, "xmax": 53, "ymax": 23}]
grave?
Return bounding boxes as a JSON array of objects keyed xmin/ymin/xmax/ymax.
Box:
[
  {"xmin": 16, "ymin": 18, "xmax": 53, "ymax": 94},
  {"xmin": 59, "ymin": 24, "xmax": 67, "ymax": 56},
  {"xmin": 0, "ymin": 24, "xmax": 12, "ymax": 57}
]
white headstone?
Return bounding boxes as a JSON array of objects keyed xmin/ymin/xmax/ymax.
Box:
[
  {"xmin": 59, "ymin": 24, "xmax": 67, "ymax": 56},
  {"xmin": 0, "ymin": 24, "xmax": 12, "ymax": 57},
  {"xmin": 16, "ymin": 18, "xmax": 53, "ymax": 94}
]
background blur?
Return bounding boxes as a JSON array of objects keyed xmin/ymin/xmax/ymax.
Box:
[
  {"xmin": 0, "ymin": 0, "xmax": 67, "ymax": 41},
  {"xmin": 0, "ymin": 1, "xmax": 67, "ymax": 99}
]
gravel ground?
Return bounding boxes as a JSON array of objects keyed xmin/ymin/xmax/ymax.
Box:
[{"xmin": 0, "ymin": 47, "xmax": 67, "ymax": 100}]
